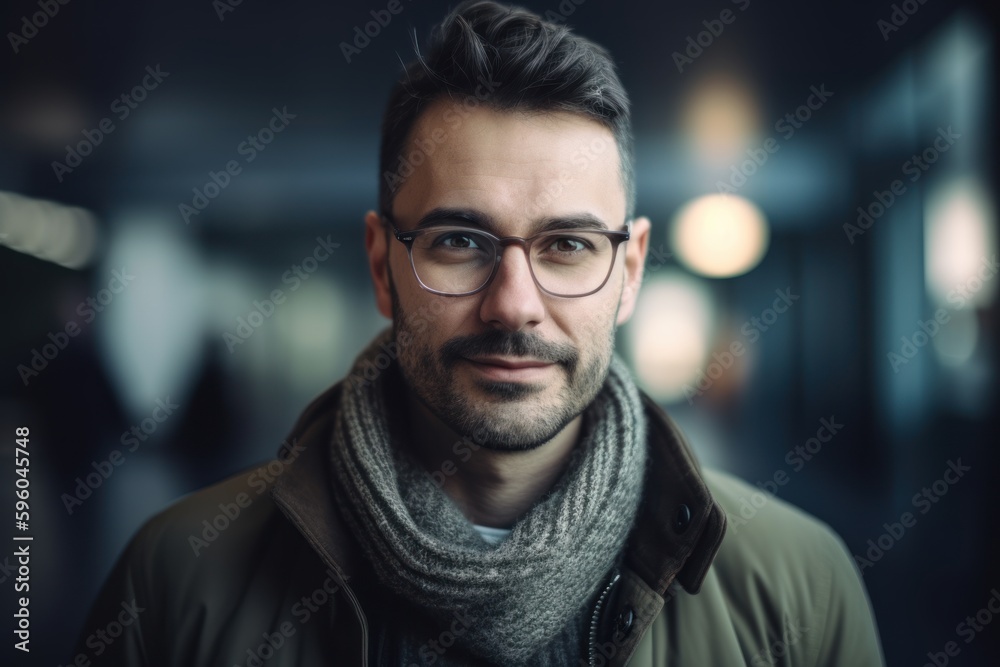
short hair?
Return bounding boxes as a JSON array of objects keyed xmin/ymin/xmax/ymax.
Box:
[{"xmin": 378, "ymin": 0, "xmax": 635, "ymax": 221}]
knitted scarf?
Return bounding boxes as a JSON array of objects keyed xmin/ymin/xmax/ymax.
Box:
[{"xmin": 329, "ymin": 330, "xmax": 648, "ymax": 665}]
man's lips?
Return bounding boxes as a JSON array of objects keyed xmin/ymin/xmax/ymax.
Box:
[
  {"xmin": 463, "ymin": 356, "xmax": 555, "ymax": 369},
  {"xmin": 461, "ymin": 357, "xmax": 560, "ymax": 384}
]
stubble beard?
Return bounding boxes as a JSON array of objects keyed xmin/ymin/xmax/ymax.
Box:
[{"xmin": 389, "ymin": 281, "xmax": 615, "ymax": 452}]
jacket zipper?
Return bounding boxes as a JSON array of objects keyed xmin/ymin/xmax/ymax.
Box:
[
  {"xmin": 341, "ymin": 580, "xmax": 370, "ymax": 666},
  {"xmin": 272, "ymin": 495, "xmax": 370, "ymax": 665},
  {"xmin": 588, "ymin": 569, "xmax": 621, "ymax": 667}
]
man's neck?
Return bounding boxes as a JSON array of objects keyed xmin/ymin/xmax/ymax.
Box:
[{"xmin": 404, "ymin": 392, "xmax": 582, "ymax": 528}]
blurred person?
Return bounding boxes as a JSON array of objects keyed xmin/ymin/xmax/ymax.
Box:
[{"xmin": 76, "ymin": 2, "xmax": 884, "ymax": 665}]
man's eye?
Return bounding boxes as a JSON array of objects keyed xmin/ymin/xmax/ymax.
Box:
[
  {"xmin": 434, "ymin": 233, "xmax": 483, "ymax": 250},
  {"xmin": 548, "ymin": 237, "xmax": 589, "ymax": 253}
]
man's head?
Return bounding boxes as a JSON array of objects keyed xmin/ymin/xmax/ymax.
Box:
[
  {"xmin": 365, "ymin": 0, "xmax": 650, "ymax": 451},
  {"xmin": 378, "ymin": 0, "xmax": 636, "ymax": 220}
]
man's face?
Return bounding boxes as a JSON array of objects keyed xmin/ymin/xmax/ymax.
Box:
[{"xmin": 365, "ymin": 99, "xmax": 649, "ymax": 451}]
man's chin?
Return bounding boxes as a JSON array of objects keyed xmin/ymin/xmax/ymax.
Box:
[
  {"xmin": 466, "ymin": 406, "xmax": 582, "ymax": 452},
  {"xmin": 468, "ymin": 378, "xmax": 545, "ymax": 402}
]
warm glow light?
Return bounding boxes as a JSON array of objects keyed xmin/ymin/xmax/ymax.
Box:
[
  {"xmin": 670, "ymin": 193, "xmax": 770, "ymax": 278},
  {"xmin": 628, "ymin": 272, "xmax": 716, "ymax": 403},
  {"xmin": 682, "ymin": 76, "xmax": 761, "ymax": 165},
  {"xmin": 925, "ymin": 178, "xmax": 997, "ymax": 307}
]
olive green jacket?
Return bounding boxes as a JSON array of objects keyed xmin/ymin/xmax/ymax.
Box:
[{"xmin": 73, "ymin": 381, "xmax": 884, "ymax": 666}]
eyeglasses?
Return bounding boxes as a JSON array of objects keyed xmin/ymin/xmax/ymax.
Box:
[{"xmin": 382, "ymin": 212, "xmax": 630, "ymax": 298}]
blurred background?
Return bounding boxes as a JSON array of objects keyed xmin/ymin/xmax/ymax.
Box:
[{"xmin": 1, "ymin": 0, "xmax": 997, "ymax": 664}]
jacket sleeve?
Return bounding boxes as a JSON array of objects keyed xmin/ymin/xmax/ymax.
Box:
[
  {"xmin": 70, "ymin": 529, "xmax": 160, "ymax": 667},
  {"xmin": 812, "ymin": 527, "xmax": 886, "ymax": 667}
]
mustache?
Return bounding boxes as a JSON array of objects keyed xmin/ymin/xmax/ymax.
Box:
[{"xmin": 439, "ymin": 330, "xmax": 578, "ymax": 370}]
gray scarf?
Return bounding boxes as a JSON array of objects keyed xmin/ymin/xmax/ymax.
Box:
[{"xmin": 329, "ymin": 330, "xmax": 648, "ymax": 665}]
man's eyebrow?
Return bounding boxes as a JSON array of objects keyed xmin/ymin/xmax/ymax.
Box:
[
  {"xmin": 535, "ymin": 213, "xmax": 612, "ymax": 232},
  {"xmin": 413, "ymin": 208, "xmax": 499, "ymax": 232},
  {"xmin": 413, "ymin": 208, "xmax": 614, "ymax": 234}
]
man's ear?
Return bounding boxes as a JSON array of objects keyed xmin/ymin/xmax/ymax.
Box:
[
  {"xmin": 364, "ymin": 210, "xmax": 393, "ymax": 319},
  {"xmin": 616, "ymin": 216, "xmax": 651, "ymax": 326}
]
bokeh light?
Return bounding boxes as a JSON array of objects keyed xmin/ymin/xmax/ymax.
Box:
[{"xmin": 669, "ymin": 193, "xmax": 770, "ymax": 278}]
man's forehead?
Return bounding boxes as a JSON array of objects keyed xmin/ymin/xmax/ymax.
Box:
[
  {"xmin": 410, "ymin": 99, "xmax": 613, "ymax": 160},
  {"xmin": 395, "ymin": 99, "xmax": 626, "ymax": 228}
]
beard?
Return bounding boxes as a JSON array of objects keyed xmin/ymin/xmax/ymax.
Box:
[{"xmin": 389, "ymin": 278, "xmax": 615, "ymax": 452}]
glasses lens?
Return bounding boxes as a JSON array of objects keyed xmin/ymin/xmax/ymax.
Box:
[
  {"xmin": 409, "ymin": 227, "xmax": 619, "ymax": 296},
  {"xmin": 411, "ymin": 228, "xmax": 496, "ymax": 294},
  {"xmin": 530, "ymin": 231, "xmax": 616, "ymax": 296}
]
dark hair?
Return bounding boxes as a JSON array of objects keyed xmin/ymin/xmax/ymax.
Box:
[{"xmin": 378, "ymin": 0, "xmax": 635, "ymax": 220}]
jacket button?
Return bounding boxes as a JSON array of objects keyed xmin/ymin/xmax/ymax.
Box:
[
  {"xmin": 615, "ymin": 605, "xmax": 635, "ymax": 636},
  {"xmin": 674, "ymin": 504, "xmax": 692, "ymax": 534}
]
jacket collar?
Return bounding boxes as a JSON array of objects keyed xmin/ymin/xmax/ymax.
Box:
[
  {"xmin": 629, "ymin": 392, "xmax": 727, "ymax": 594},
  {"xmin": 271, "ymin": 377, "xmax": 726, "ymax": 600}
]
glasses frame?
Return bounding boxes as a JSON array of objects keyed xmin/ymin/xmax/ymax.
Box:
[{"xmin": 382, "ymin": 212, "xmax": 631, "ymax": 298}]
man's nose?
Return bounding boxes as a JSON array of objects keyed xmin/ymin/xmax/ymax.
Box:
[{"xmin": 478, "ymin": 244, "xmax": 547, "ymax": 331}]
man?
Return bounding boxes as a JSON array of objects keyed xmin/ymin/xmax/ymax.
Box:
[{"xmin": 75, "ymin": 2, "xmax": 884, "ymax": 665}]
